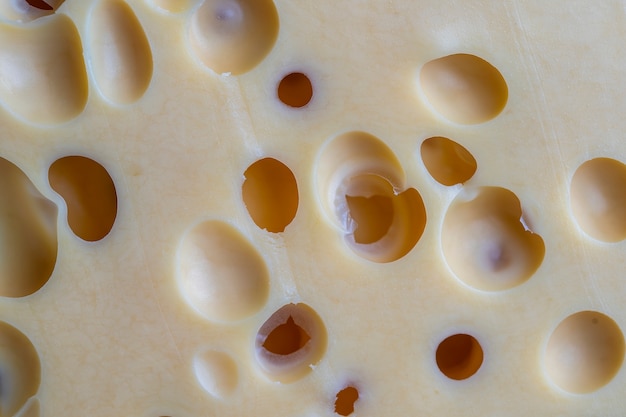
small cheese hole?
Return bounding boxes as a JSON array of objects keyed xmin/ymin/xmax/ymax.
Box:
[
  {"xmin": 242, "ymin": 157, "xmax": 299, "ymax": 232},
  {"xmin": 436, "ymin": 334, "xmax": 483, "ymax": 380},
  {"xmin": 334, "ymin": 386, "xmax": 359, "ymax": 416},
  {"xmin": 278, "ymin": 72, "xmax": 313, "ymax": 108},
  {"xmin": 49, "ymin": 156, "xmax": 117, "ymax": 242},
  {"xmin": 25, "ymin": 0, "xmax": 53, "ymax": 10},
  {"xmin": 420, "ymin": 136, "xmax": 477, "ymax": 186},
  {"xmin": 255, "ymin": 303, "xmax": 327, "ymax": 383}
]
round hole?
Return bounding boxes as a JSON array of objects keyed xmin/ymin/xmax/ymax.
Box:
[
  {"xmin": 544, "ymin": 311, "xmax": 625, "ymax": 393},
  {"xmin": 436, "ymin": 333, "xmax": 483, "ymax": 380},
  {"xmin": 277, "ymin": 72, "xmax": 313, "ymax": 108},
  {"xmin": 420, "ymin": 136, "xmax": 477, "ymax": 186},
  {"xmin": 255, "ymin": 303, "xmax": 327, "ymax": 383}
]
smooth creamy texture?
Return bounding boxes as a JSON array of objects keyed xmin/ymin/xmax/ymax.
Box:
[{"xmin": 1, "ymin": 1, "xmax": 626, "ymax": 416}]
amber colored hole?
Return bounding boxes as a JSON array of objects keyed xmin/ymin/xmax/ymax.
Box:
[
  {"xmin": 263, "ymin": 316, "xmax": 311, "ymax": 355},
  {"xmin": 436, "ymin": 334, "xmax": 483, "ymax": 380},
  {"xmin": 420, "ymin": 136, "xmax": 477, "ymax": 186},
  {"xmin": 335, "ymin": 386, "xmax": 359, "ymax": 416},
  {"xmin": 242, "ymin": 157, "xmax": 299, "ymax": 233},
  {"xmin": 25, "ymin": 0, "xmax": 53, "ymax": 10},
  {"xmin": 278, "ymin": 72, "xmax": 313, "ymax": 108},
  {"xmin": 346, "ymin": 194, "xmax": 393, "ymax": 244},
  {"xmin": 49, "ymin": 156, "xmax": 118, "ymax": 242}
]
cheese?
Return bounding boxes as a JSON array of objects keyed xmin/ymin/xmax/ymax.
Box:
[{"xmin": 1, "ymin": 0, "xmax": 626, "ymax": 416}]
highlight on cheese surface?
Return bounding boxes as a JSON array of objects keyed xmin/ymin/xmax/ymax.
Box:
[
  {"xmin": 441, "ymin": 186, "xmax": 545, "ymax": 291},
  {"xmin": 87, "ymin": 0, "xmax": 153, "ymax": 105},
  {"xmin": 255, "ymin": 303, "xmax": 326, "ymax": 383},
  {"xmin": 544, "ymin": 311, "xmax": 625, "ymax": 394},
  {"xmin": 277, "ymin": 72, "xmax": 313, "ymax": 108},
  {"xmin": 0, "ymin": 157, "xmax": 57, "ymax": 298},
  {"xmin": 242, "ymin": 157, "xmax": 299, "ymax": 233},
  {"xmin": 419, "ymin": 53, "xmax": 508, "ymax": 124},
  {"xmin": 193, "ymin": 349, "xmax": 239, "ymax": 399},
  {"xmin": 316, "ymin": 131, "xmax": 426, "ymax": 262},
  {"xmin": 148, "ymin": 0, "xmax": 192, "ymax": 13},
  {"xmin": 420, "ymin": 136, "xmax": 477, "ymax": 186},
  {"xmin": 189, "ymin": 0, "xmax": 279, "ymax": 75},
  {"xmin": 0, "ymin": 14, "xmax": 87, "ymax": 125},
  {"xmin": 176, "ymin": 220, "xmax": 269, "ymax": 322},
  {"xmin": 435, "ymin": 333, "xmax": 483, "ymax": 380},
  {"xmin": 48, "ymin": 156, "xmax": 118, "ymax": 242},
  {"xmin": 0, "ymin": 321, "xmax": 41, "ymax": 417},
  {"xmin": 569, "ymin": 157, "xmax": 626, "ymax": 243}
]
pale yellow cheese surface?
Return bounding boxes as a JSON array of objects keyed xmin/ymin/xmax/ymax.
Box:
[{"xmin": 1, "ymin": 0, "xmax": 626, "ymax": 416}]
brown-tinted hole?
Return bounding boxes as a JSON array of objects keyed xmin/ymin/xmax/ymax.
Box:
[
  {"xmin": 49, "ymin": 156, "xmax": 117, "ymax": 241},
  {"xmin": 436, "ymin": 334, "xmax": 483, "ymax": 380},
  {"xmin": 278, "ymin": 72, "xmax": 313, "ymax": 108},
  {"xmin": 334, "ymin": 386, "xmax": 359, "ymax": 416},
  {"xmin": 346, "ymin": 194, "xmax": 393, "ymax": 244},
  {"xmin": 420, "ymin": 136, "xmax": 477, "ymax": 186},
  {"xmin": 255, "ymin": 303, "xmax": 327, "ymax": 383},
  {"xmin": 25, "ymin": 0, "xmax": 53, "ymax": 10},
  {"xmin": 263, "ymin": 316, "xmax": 311, "ymax": 355},
  {"xmin": 242, "ymin": 157, "xmax": 299, "ymax": 233}
]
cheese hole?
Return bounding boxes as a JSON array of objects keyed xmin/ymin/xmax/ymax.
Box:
[
  {"xmin": 334, "ymin": 386, "xmax": 359, "ymax": 416},
  {"xmin": 176, "ymin": 221, "xmax": 269, "ymax": 323},
  {"xmin": 278, "ymin": 72, "xmax": 313, "ymax": 107},
  {"xmin": 420, "ymin": 136, "xmax": 477, "ymax": 185},
  {"xmin": 189, "ymin": 0, "xmax": 279, "ymax": 75},
  {"xmin": 242, "ymin": 157, "xmax": 299, "ymax": 232},
  {"xmin": 193, "ymin": 350, "xmax": 239, "ymax": 399},
  {"xmin": 570, "ymin": 157, "xmax": 626, "ymax": 242},
  {"xmin": 316, "ymin": 131, "xmax": 427, "ymax": 263},
  {"xmin": 0, "ymin": 322, "xmax": 41, "ymax": 417},
  {"xmin": 88, "ymin": 0, "xmax": 153, "ymax": 105},
  {"xmin": 436, "ymin": 334, "xmax": 483, "ymax": 380},
  {"xmin": 49, "ymin": 156, "xmax": 117, "ymax": 242},
  {"xmin": 442, "ymin": 186, "xmax": 545, "ymax": 291},
  {"xmin": 0, "ymin": 157, "xmax": 57, "ymax": 298},
  {"xmin": 25, "ymin": 0, "xmax": 52, "ymax": 10},
  {"xmin": 420, "ymin": 53, "xmax": 508, "ymax": 124},
  {"xmin": 545, "ymin": 311, "xmax": 625, "ymax": 394},
  {"xmin": 255, "ymin": 303, "xmax": 327, "ymax": 383}
]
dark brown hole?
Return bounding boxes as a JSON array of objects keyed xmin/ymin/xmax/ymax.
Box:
[
  {"xmin": 334, "ymin": 386, "xmax": 359, "ymax": 416},
  {"xmin": 25, "ymin": 0, "xmax": 53, "ymax": 10},
  {"xmin": 263, "ymin": 316, "xmax": 311, "ymax": 355},
  {"xmin": 436, "ymin": 334, "xmax": 483, "ymax": 380},
  {"xmin": 278, "ymin": 72, "xmax": 313, "ymax": 108},
  {"xmin": 346, "ymin": 194, "xmax": 394, "ymax": 244}
]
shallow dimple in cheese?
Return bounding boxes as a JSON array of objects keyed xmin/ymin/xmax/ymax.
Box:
[{"xmin": 2, "ymin": 1, "xmax": 626, "ymax": 416}]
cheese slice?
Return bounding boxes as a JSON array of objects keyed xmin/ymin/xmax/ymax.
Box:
[{"xmin": 1, "ymin": 0, "xmax": 625, "ymax": 416}]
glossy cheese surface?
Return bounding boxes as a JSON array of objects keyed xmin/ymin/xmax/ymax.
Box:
[{"xmin": 1, "ymin": 1, "xmax": 626, "ymax": 416}]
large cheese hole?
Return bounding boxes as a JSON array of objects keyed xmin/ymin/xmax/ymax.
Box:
[
  {"xmin": 436, "ymin": 334, "xmax": 483, "ymax": 380},
  {"xmin": 278, "ymin": 72, "xmax": 313, "ymax": 108},
  {"xmin": 420, "ymin": 136, "xmax": 477, "ymax": 185},
  {"xmin": 189, "ymin": 0, "xmax": 279, "ymax": 75},
  {"xmin": 570, "ymin": 157, "xmax": 626, "ymax": 242},
  {"xmin": 177, "ymin": 220, "xmax": 269, "ymax": 322},
  {"xmin": 255, "ymin": 303, "xmax": 327, "ymax": 383},
  {"xmin": 544, "ymin": 311, "xmax": 625, "ymax": 394},
  {"xmin": 316, "ymin": 132, "xmax": 427, "ymax": 263},
  {"xmin": 242, "ymin": 157, "xmax": 299, "ymax": 232},
  {"xmin": 88, "ymin": 0, "xmax": 153, "ymax": 105},
  {"xmin": 442, "ymin": 186, "xmax": 545, "ymax": 291},
  {"xmin": 0, "ymin": 322, "xmax": 41, "ymax": 417},
  {"xmin": 0, "ymin": 157, "xmax": 57, "ymax": 298},
  {"xmin": 420, "ymin": 53, "xmax": 508, "ymax": 124},
  {"xmin": 334, "ymin": 386, "xmax": 359, "ymax": 416},
  {"xmin": 49, "ymin": 156, "xmax": 117, "ymax": 242}
]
